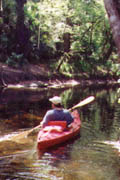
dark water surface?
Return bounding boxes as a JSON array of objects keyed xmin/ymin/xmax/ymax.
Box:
[{"xmin": 0, "ymin": 85, "xmax": 120, "ymax": 180}]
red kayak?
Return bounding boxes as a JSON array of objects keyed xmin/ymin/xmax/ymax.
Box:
[{"xmin": 37, "ymin": 110, "xmax": 81, "ymax": 150}]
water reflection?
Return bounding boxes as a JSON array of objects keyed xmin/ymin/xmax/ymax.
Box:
[{"xmin": 0, "ymin": 85, "xmax": 120, "ymax": 179}]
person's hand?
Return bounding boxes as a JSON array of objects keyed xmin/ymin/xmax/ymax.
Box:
[
  {"xmin": 68, "ymin": 124, "xmax": 72, "ymax": 128},
  {"xmin": 39, "ymin": 123, "xmax": 43, "ymax": 128}
]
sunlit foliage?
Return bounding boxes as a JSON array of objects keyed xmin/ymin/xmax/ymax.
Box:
[{"xmin": 0, "ymin": 0, "xmax": 118, "ymax": 77}]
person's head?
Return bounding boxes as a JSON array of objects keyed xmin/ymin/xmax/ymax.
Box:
[{"xmin": 49, "ymin": 96, "xmax": 62, "ymax": 108}]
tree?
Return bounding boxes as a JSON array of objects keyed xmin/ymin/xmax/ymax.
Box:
[
  {"xmin": 104, "ymin": 0, "xmax": 120, "ymax": 60},
  {"xmin": 15, "ymin": 0, "xmax": 30, "ymax": 59},
  {"xmin": 0, "ymin": 0, "xmax": 3, "ymax": 16},
  {"xmin": 0, "ymin": 0, "xmax": 118, "ymax": 77}
]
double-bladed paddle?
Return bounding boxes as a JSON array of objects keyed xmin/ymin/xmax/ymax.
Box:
[
  {"xmin": 10, "ymin": 96, "xmax": 95, "ymax": 141},
  {"xmin": 26, "ymin": 95, "xmax": 95, "ymax": 137},
  {"xmin": 68, "ymin": 96, "xmax": 95, "ymax": 111}
]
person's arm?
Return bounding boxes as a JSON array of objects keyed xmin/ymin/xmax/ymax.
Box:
[
  {"xmin": 40, "ymin": 110, "xmax": 53, "ymax": 128},
  {"xmin": 66, "ymin": 111, "xmax": 74, "ymax": 126}
]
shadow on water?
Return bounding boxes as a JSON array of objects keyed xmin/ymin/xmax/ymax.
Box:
[
  {"xmin": 37, "ymin": 134, "xmax": 81, "ymax": 161},
  {"xmin": 0, "ymin": 85, "xmax": 120, "ymax": 179}
]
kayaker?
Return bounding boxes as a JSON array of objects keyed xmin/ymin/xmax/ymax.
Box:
[{"xmin": 40, "ymin": 96, "xmax": 74, "ymax": 128}]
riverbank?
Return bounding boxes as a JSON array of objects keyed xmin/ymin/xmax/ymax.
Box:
[{"xmin": 0, "ymin": 62, "xmax": 119, "ymax": 89}]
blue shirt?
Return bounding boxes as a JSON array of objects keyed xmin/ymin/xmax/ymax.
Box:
[{"xmin": 41, "ymin": 109, "xmax": 74, "ymax": 127}]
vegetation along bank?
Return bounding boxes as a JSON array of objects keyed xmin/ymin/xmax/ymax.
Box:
[{"xmin": 0, "ymin": 1, "xmax": 120, "ymax": 88}]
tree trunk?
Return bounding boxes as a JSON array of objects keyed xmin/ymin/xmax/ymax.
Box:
[
  {"xmin": 63, "ymin": 33, "xmax": 70, "ymax": 53},
  {"xmin": 15, "ymin": 0, "xmax": 30, "ymax": 58},
  {"xmin": 0, "ymin": 0, "xmax": 3, "ymax": 17},
  {"xmin": 104, "ymin": 0, "xmax": 120, "ymax": 60}
]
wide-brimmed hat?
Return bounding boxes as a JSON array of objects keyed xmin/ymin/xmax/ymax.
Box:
[{"xmin": 49, "ymin": 96, "xmax": 62, "ymax": 105}]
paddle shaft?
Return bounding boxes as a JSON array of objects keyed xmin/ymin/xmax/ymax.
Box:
[{"xmin": 68, "ymin": 96, "xmax": 95, "ymax": 111}]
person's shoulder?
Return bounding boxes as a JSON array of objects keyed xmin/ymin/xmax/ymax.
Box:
[
  {"xmin": 63, "ymin": 109, "xmax": 70, "ymax": 113},
  {"xmin": 46, "ymin": 109, "xmax": 54, "ymax": 115}
]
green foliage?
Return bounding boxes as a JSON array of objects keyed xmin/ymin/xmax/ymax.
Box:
[
  {"xmin": 111, "ymin": 63, "xmax": 120, "ymax": 76},
  {"xmin": 70, "ymin": 0, "xmax": 109, "ymax": 60},
  {"xmin": 25, "ymin": 0, "xmax": 70, "ymax": 47},
  {"xmin": 6, "ymin": 53, "xmax": 22, "ymax": 67},
  {"xmin": 6, "ymin": 53, "xmax": 28, "ymax": 68},
  {"xmin": 2, "ymin": 0, "xmax": 16, "ymax": 25},
  {"xmin": 0, "ymin": 0, "xmax": 118, "ymax": 78},
  {"xmin": 61, "ymin": 88, "xmax": 74, "ymax": 108}
]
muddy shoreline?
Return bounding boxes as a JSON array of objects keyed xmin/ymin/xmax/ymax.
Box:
[{"xmin": 0, "ymin": 63, "xmax": 119, "ymax": 89}]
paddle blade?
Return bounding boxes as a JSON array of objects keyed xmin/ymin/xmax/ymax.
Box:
[{"xmin": 69, "ymin": 96, "xmax": 95, "ymax": 111}]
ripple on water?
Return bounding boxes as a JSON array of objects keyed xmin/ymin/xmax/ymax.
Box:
[{"xmin": 0, "ymin": 147, "xmax": 65, "ymax": 180}]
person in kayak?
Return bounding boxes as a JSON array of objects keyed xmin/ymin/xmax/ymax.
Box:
[{"xmin": 40, "ymin": 96, "xmax": 74, "ymax": 128}]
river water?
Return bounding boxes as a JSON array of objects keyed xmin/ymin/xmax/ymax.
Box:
[{"xmin": 0, "ymin": 84, "xmax": 120, "ymax": 180}]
